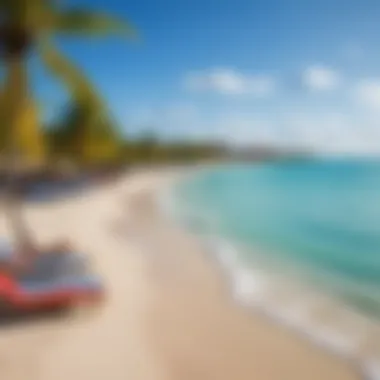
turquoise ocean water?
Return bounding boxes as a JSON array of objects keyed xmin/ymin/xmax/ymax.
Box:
[{"xmin": 165, "ymin": 160, "xmax": 380, "ymax": 377}]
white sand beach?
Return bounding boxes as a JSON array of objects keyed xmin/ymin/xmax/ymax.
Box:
[{"xmin": 0, "ymin": 169, "xmax": 360, "ymax": 380}]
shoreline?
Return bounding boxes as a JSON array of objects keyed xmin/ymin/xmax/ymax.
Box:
[
  {"xmin": 160, "ymin": 166, "xmax": 380, "ymax": 380},
  {"xmin": 159, "ymin": 165, "xmax": 380, "ymax": 380},
  {"xmin": 0, "ymin": 168, "xmax": 361, "ymax": 380},
  {"xmin": 128, "ymin": 169, "xmax": 361, "ymax": 380}
]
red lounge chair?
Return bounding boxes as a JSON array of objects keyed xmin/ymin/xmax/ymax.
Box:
[{"xmin": 0, "ymin": 273, "xmax": 104, "ymax": 311}]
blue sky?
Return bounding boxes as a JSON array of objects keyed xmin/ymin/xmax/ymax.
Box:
[{"xmin": 37, "ymin": 0, "xmax": 380, "ymax": 154}]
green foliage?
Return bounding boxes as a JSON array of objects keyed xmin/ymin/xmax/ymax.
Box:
[
  {"xmin": 0, "ymin": 0, "xmax": 135, "ymax": 167},
  {"xmin": 55, "ymin": 9, "xmax": 135, "ymax": 37},
  {"xmin": 39, "ymin": 38, "xmax": 103, "ymax": 110},
  {"xmin": 46, "ymin": 101, "xmax": 123, "ymax": 166},
  {"xmin": 14, "ymin": 97, "xmax": 46, "ymax": 165},
  {"xmin": 121, "ymin": 132, "xmax": 228, "ymax": 164}
]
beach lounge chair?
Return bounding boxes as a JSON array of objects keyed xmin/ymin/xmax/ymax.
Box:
[
  {"xmin": 0, "ymin": 241, "xmax": 12, "ymax": 263},
  {"xmin": 0, "ymin": 272, "xmax": 103, "ymax": 311},
  {"xmin": 0, "ymin": 241, "xmax": 104, "ymax": 312},
  {"xmin": 0, "ymin": 242, "xmax": 90, "ymax": 278}
]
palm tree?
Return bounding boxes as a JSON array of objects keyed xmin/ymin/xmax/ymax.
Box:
[
  {"xmin": 0, "ymin": 0, "xmax": 134, "ymax": 254},
  {"xmin": 47, "ymin": 101, "xmax": 123, "ymax": 165}
]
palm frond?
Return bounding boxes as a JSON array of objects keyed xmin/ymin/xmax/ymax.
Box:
[
  {"xmin": 0, "ymin": 0, "xmax": 13, "ymax": 9},
  {"xmin": 0, "ymin": 0, "xmax": 56, "ymax": 32},
  {"xmin": 55, "ymin": 9, "xmax": 136, "ymax": 38},
  {"xmin": 38, "ymin": 38, "xmax": 122, "ymax": 163},
  {"xmin": 38, "ymin": 37, "xmax": 103, "ymax": 111}
]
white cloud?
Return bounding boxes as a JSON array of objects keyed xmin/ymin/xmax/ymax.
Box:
[
  {"xmin": 127, "ymin": 97, "xmax": 380, "ymax": 155},
  {"xmin": 216, "ymin": 113, "xmax": 277, "ymax": 145},
  {"xmin": 211, "ymin": 111, "xmax": 376, "ymax": 154},
  {"xmin": 283, "ymin": 111, "xmax": 380, "ymax": 155},
  {"xmin": 126, "ymin": 102, "xmax": 201, "ymax": 138},
  {"xmin": 354, "ymin": 79, "xmax": 380, "ymax": 109},
  {"xmin": 211, "ymin": 110, "xmax": 380, "ymax": 155},
  {"xmin": 284, "ymin": 112, "xmax": 350, "ymax": 152},
  {"xmin": 302, "ymin": 65, "xmax": 341, "ymax": 91},
  {"xmin": 129, "ymin": 104, "xmax": 380, "ymax": 155},
  {"xmin": 183, "ymin": 68, "xmax": 276, "ymax": 96}
]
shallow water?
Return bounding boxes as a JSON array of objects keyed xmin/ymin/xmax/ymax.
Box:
[{"xmin": 163, "ymin": 160, "xmax": 380, "ymax": 379}]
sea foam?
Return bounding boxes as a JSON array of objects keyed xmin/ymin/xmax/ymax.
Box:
[
  {"xmin": 203, "ymin": 235, "xmax": 380, "ymax": 380},
  {"xmin": 157, "ymin": 175, "xmax": 380, "ymax": 380}
]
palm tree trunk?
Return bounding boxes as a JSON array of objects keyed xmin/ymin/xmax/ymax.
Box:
[{"xmin": 2, "ymin": 55, "xmax": 34, "ymax": 253}]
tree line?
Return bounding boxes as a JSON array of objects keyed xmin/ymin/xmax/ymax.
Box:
[
  {"xmin": 17, "ymin": 100, "xmax": 229, "ymax": 169},
  {"xmin": 1, "ymin": 98, "xmax": 228, "ymax": 169}
]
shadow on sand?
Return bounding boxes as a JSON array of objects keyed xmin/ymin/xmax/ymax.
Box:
[{"xmin": 0, "ymin": 304, "xmax": 70, "ymax": 329}]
